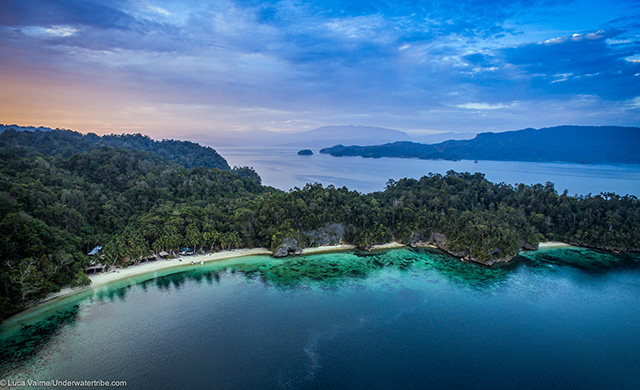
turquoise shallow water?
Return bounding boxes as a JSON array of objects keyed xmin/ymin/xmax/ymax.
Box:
[{"xmin": 1, "ymin": 248, "xmax": 639, "ymax": 389}]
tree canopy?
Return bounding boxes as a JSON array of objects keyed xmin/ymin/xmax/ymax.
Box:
[{"xmin": 1, "ymin": 129, "xmax": 638, "ymax": 320}]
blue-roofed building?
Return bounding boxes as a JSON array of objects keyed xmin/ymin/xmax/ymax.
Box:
[{"xmin": 88, "ymin": 245, "xmax": 103, "ymax": 256}]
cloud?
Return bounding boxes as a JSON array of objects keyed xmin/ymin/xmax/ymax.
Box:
[
  {"xmin": 0, "ymin": 0, "xmax": 135, "ymax": 30},
  {"xmin": 456, "ymin": 102, "xmax": 514, "ymax": 110},
  {"xmin": 502, "ymin": 29, "xmax": 640, "ymax": 100},
  {"xmin": 21, "ymin": 25, "xmax": 79, "ymax": 38},
  {"xmin": 542, "ymin": 30, "xmax": 607, "ymax": 45},
  {"xmin": 1, "ymin": 0, "xmax": 639, "ymax": 135},
  {"xmin": 628, "ymin": 97, "xmax": 640, "ymax": 109}
]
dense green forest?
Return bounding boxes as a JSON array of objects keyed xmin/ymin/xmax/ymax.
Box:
[
  {"xmin": 0, "ymin": 127, "xmax": 230, "ymax": 170},
  {"xmin": 1, "ymin": 129, "xmax": 639, "ymax": 320},
  {"xmin": 320, "ymin": 125, "xmax": 640, "ymax": 164}
]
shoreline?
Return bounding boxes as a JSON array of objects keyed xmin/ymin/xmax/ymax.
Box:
[
  {"xmin": 39, "ymin": 242, "xmax": 415, "ymax": 306},
  {"xmin": 20, "ymin": 241, "xmax": 571, "ymax": 321},
  {"xmin": 537, "ymin": 241, "xmax": 573, "ymax": 249},
  {"xmin": 41, "ymin": 248, "xmax": 274, "ymax": 304}
]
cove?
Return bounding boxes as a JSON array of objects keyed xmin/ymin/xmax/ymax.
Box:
[{"xmin": 1, "ymin": 247, "xmax": 639, "ymax": 389}]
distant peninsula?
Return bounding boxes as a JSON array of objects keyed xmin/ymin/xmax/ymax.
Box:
[
  {"xmin": 297, "ymin": 149, "xmax": 313, "ymax": 156},
  {"xmin": 320, "ymin": 126, "xmax": 640, "ymax": 164}
]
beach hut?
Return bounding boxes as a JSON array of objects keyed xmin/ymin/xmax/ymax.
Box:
[
  {"xmin": 157, "ymin": 251, "xmax": 169, "ymax": 260},
  {"xmin": 85, "ymin": 263, "xmax": 105, "ymax": 274}
]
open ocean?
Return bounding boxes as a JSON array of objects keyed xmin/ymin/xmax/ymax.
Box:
[
  {"xmin": 1, "ymin": 248, "xmax": 639, "ymax": 389},
  {"xmin": 217, "ymin": 147, "xmax": 640, "ymax": 196}
]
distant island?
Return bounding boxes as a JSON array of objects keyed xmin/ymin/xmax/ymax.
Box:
[
  {"xmin": 320, "ymin": 126, "xmax": 640, "ymax": 164},
  {"xmin": 298, "ymin": 149, "xmax": 313, "ymax": 156},
  {"xmin": 0, "ymin": 127, "xmax": 638, "ymax": 321}
]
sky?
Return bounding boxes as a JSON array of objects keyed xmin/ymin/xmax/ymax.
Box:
[{"xmin": 1, "ymin": 0, "xmax": 639, "ymax": 138}]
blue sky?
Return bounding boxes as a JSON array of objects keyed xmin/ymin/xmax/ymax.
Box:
[{"xmin": 0, "ymin": 0, "xmax": 639, "ymax": 137}]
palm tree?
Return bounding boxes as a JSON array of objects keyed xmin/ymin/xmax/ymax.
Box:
[
  {"xmin": 104, "ymin": 237, "xmax": 125, "ymax": 270},
  {"xmin": 203, "ymin": 230, "xmax": 219, "ymax": 252}
]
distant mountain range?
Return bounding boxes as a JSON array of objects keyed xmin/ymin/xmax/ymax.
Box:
[
  {"xmin": 320, "ymin": 126, "xmax": 640, "ymax": 164},
  {"xmin": 1, "ymin": 123, "xmax": 474, "ymax": 148},
  {"xmin": 186, "ymin": 126, "xmax": 477, "ymax": 148},
  {"xmin": 187, "ymin": 125, "xmax": 415, "ymax": 148},
  {"xmin": 411, "ymin": 131, "xmax": 476, "ymax": 144}
]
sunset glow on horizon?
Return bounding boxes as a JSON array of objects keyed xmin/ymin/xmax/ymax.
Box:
[{"xmin": 1, "ymin": 0, "xmax": 639, "ymax": 139}]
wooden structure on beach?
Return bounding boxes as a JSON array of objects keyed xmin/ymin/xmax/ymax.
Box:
[{"xmin": 85, "ymin": 263, "xmax": 105, "ymax": 274}]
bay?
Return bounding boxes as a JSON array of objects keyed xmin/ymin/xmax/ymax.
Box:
[
  {"xmin": 217, "ymin": 147, "xmax": 640, "ymax": 196},
  {"xmin": 1, "ymin": 248, "xmax": 639, "ymax": 389}
]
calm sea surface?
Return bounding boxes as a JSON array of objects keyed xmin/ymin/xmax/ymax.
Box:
[
  {"xmin": 2, "ymin": 248, "xmax": 639, "ymax": 389},
  {"xmin": 217, "ymin": 147, "xmax": 640, "ymax": 196}
]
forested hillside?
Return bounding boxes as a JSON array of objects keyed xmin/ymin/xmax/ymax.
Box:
[
  {"xmin": 320, "ymin": 126, "xmax": 640, "ymax": 164},
  {"xmin": 0, "ymin": 128, "xmax": 230, "ymax": 170},
  {"xmin": 1, "ymin": 129, "xmax": 638, "ymax": 320}
]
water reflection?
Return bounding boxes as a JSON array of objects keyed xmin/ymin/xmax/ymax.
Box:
[
  {"xmin": 518, "ymin": 247, "xmax": 640, "ymax": 274},
  {"xmin": 1, "ymin": 247, "xmax": 638, "ymax": 377},
  {"xmin": 105, "ymin": 246, "xmax": 638, "ymax": 294},
  {"xmin": 0, "ymin": 305, "xmax": 80, "ymax": 373}
]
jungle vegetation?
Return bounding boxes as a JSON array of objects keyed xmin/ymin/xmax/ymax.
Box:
[{"xmin": 0, "ymin": 128, "xmax": 638, "ymax": 320}]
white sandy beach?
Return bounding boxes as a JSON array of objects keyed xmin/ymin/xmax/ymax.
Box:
[
  {"xmin": 41, "ymin": 245, "xmax": 363, "ymax": 304},
  {"xmin": 299, "ymin": 244, "xmax": 357, "ymax": 254},
  {"xmin": 41, "ymin": 244, "xmax": 408, "ymax": 305},
  {"xmin": 90, "ymin": 248, "xmax": 273, "ymax": 287},
  {"xmin": 38, "ymin": 241, "xmax": 570, "ymax": 306},
  {"xmin": 296, "ymin": 241, "xmax": 428, "ymax": 254},
  {"xmin": 369, "ymin": 242, "xmax": 406, "ymax": 250},
  {"xmin": 42, "ymin": 248, "xmax": 273, "ymax": 304},
  {"xmin": 537, "ymin": 241, "xmax": 572, "ymax": 249}
]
